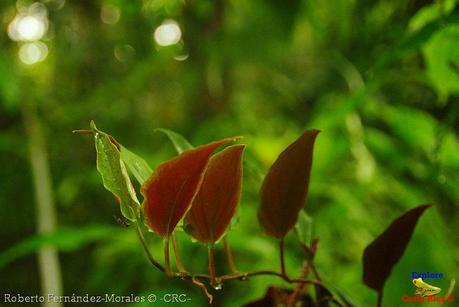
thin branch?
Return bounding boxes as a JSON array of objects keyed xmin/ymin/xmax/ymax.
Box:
[
  {"xmin": 223, "ymin": 237, "xmax": 238, "ymax": 274},
  {"xmin": 191, "ymin": 277, "xmax": 213, "ymax": 304},
  {"xmin": 288, "ymin": 261, "xmax": 310, "ymax": 306},
  {"xmin": 171, "ymin": 233, "xmax": 186, "ymax": 273},
  {"xmin": 134, "ymin": 223, "xmax": 165, "ymax": 272},
  {"xmin": 179, "ymin": 270, "xmax": 325, "ymax": 288}
]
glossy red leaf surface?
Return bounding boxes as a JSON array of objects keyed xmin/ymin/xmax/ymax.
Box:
[
  {"xmin": 258, "ymin": 130, "xmax": 320, "ymax": 238},
  {"xmin": 141, "ymin": 138, "xmax": 238, "ymax": 238},
  {"xmin": 363, "ymin": 204, "xmax": 431, "ymax": 292},
  {"xmin": 185, "ymin": 145, "xmax": 245, "ymax": 243}
]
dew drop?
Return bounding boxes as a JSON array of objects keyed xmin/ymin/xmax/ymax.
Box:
[{"xmin": 213, "ymin": 283, "xmax": 223, "ymax": 290}]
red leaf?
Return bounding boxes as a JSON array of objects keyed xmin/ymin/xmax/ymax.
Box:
[
  {"xmin": 185, "ymin": 145, "xmax": 245, "ymax": 243},
  {"xmin": 258, "ymin": 130, "xmax": 320, "ymax": 238},
  {"xmin": 141, "ymin": 137, "xmax": 239, "ymax": 238},
  {"xmin": 363, "ymin": 204, "xmax": 431, "ymax": 292}
]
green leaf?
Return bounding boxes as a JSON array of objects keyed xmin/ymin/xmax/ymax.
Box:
[
  {"xmin": 294, "ymin": 210, "xmax": 313, "ymax": 246},
  {"xmin": 375, "ymin": 12, "xmax": 459, "ymax": 70},
  {"xmin": 120, "ymin": 145, "xmax": 153, "ymax": 185},
  {"xmin": 91, "ymin": 121, "xmax": 140, "ymax": 221},
  {"xmin": 0, "ymin": 226, "xmax": 117, "ymax": 270},
  {"xmin": 155, "ymin": 128, "xmax": 194, "ymax": 154},
  {"xmin": 423, "ymin": 24, "xmax": 459, "ymax": 98}
]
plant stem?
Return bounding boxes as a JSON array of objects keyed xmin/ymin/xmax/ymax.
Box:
[
  {"xmin": 208, "ymin": 244, "xmax": 217, "ymax": 286},
  {"xmin": 288, "ymin": 261, "xmax": 310, "ymax": 306},
  {"xmin": 223, "ymin": 237, "xmax": 238, "ymax": 274},
  {"xmin": 178, "ymin": 270, "xmax": 324, "ymax": 287},
  {"xmin": 134, "ymin": 223, "xmax": 165, "ymax": 272},
  {"xmin": 191, "ymin": 277, "xmax": 213, "ymax": 304},
  {"xmin": 171, "ymin": 233, "xmax": 186, "ymax": 272},
  {"xmin": 164, "ymin": 237, "xmax": 172, "ymax": 276},
  {"xmin": 377, "ymin": 290, "xmax": 383, "ymax": 307},
  {"xmin": 279, "ymin": 238, "xmax": 288, "ymax": 278}
]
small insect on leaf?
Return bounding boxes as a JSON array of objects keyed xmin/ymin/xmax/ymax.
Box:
[
  {"xmin": 185, "ymin": 144, "xmax": 245, "ymax": 244},
  {"xmin": 141, "ymin": 137, "xmax": 240, "ymax": 238},
  {"xmin": 258, "ymin": 130, "xmax": 320, "ymax": 239},
  {"xmin": 113, "ymin": 215, "xmax": 130, "ymax": 227},
  {"xmin": 363, "ymin": 204, "xmax": 431, "ymax": 293}
]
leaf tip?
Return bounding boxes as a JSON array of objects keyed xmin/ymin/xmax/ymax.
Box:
[{"xmin": 90, "ymin": 120, "xmax": 97, "ymax": 131}]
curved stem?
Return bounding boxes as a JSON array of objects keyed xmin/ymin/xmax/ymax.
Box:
[
  {"xmin": 134, "ymin": 223, "xmax": 165, "ymax": 272},
  {"xmin": 171, "ymin": 233, "xmax": 186, "ymax": 272},
  {"xmin": 223, "ymin": 237, "xmax": 238, "ymax": 274},
  {"xmin": 164, "ymin": 237, "xmax": 172, "ymax": 276},
  {"xmin": 191, "ymin": 277, "xmax": 213, "ymax": 304}
]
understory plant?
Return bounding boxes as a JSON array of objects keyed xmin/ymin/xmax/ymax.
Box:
[{"xmin": 75, "ymin": 121, "xmax": 433, "ymax": 306}]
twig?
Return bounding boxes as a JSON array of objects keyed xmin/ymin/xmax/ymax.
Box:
[
  {"xmin": 177, "ymin": 270, "xmax": 325, "ymax": 288},
  {"xmin": 191, "ymin": 277, "xmax": 213, "ymax": 304},
  {"xmin": 288, "ymin": 261, "xmax": 310, "ymax": 306}
]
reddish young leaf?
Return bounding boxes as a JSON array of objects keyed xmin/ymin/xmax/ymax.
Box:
[
  {"xmin": 141, "ymin": 137, "xmax": 239, "ymax": 238},
  {"xmin": 363, "ymin": 204, "xmax": 431, "ymax": 292},
  {"xmin": 258, "ymin": 130, "xmax": 320, "ymax": 238},
  {"xmin": 185, "ymin": 145, "xmax": 245, "ymax": 243}
]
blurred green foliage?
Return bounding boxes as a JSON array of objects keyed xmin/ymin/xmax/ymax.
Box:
[{"xmin": 0, "ymin": 0, "xmax": 458, "ymax": 306}]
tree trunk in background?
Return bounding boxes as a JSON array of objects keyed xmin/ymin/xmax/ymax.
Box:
[{"xmin": 22, "ymin": 102, "xmax": 63, "ymax": 307}]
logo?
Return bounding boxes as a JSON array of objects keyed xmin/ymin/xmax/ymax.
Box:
[
  {"xmin": 412, "ymin": 278, "xmax": 441, "ymax": 296},
  {"xmin": 401, "ymin": 272, "xmax": 455, "ymax": 303},
  {"xmin": 411, "ymin": 272, "xmax": 443, "ymax": 279}
]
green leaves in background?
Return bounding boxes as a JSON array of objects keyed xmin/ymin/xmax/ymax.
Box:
[
  {"xmin": 363, "ymin": 204, "xmax": 431, "ymax": 294},
  {"xmin": 294, "ymin": 210, "xmax": 314, "ymax": 247},
  {"xmin": 258, "ymin": 130, "xmax": 320, "ymax": 239},
  {"xmin": 423, "ymin": 24, "xmax": 459, "ymax": 99},
  {"xmin": 91, "ymin": 121, "xmax": 140, "ymax": 221},
  {"xmin": 0, "ymin": 226, "xmax": 117, "ymax": 271},
  {"xmin": 155, "ymin": 128, "xmax": 194, "ymax": 154}
]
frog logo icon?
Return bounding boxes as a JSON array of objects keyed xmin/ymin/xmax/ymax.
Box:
[{"xmin": 413, "ymin": 278, "xmax": 441, "ymax": 297}]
